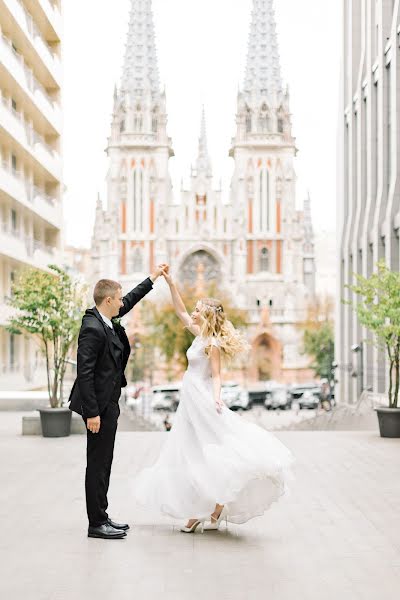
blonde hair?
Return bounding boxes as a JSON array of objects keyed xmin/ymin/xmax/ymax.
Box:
[
  {"xmin": 198, "ymin": 297, "xmax": 250, "ymax": 360},
  {"xmin": 93, "ymin": 279, "xmax": 121, "ymax": 306}
]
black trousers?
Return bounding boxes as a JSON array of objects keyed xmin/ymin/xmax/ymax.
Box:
[{"xmin": 83, "ymin": 401, "xmax": 120, "ymax": 527}]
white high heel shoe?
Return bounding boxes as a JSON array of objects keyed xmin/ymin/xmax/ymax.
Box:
[
  {"xmin": 204, "ymin": 506, "xmax": 228, "ymax": 531},
  {"xmin": 180, "ymin": 519, "xmax": 205, "ymax": 533}
]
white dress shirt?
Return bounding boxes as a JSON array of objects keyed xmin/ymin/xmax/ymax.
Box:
[{"xmin": 98, "ymin": 311, "xmax": 113, "ymax": 330}]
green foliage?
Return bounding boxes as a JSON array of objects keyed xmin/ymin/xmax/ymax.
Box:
[
  {"xmin": 347, "ymin": 260, "xmax": 400, "ymax": 408},
  {"xmin": 7, "ymin": 264, "xmax": 87, "ymax": 407},
  {"xmin": 303, "ymin": 322, "xmax": 335, "ymax": 380},
  {"xmin": 140, "ymin": 282, "xmax": 248, "ymax": 376},
  {"xmin": 301, "ymin": 295, "xmax": 335, "ymax": 381}
]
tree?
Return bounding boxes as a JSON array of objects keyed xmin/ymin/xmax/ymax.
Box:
[
  {"xmin": 347, "ymin": 260, "xmax": 400, "ymax": 408},
  {"xmin": 7, "ymin": 265, "xmax": 87, "ymax": 408},
  {"xmin": 303, "ymin": 323, "xmax": 335, "ymax": 380},
  {"xmin": 301, "ymin": 294, "xmax": 335, "ymax": 380},
  {"xmin": 140, "ymin": 282, "xmax": 249, "ymax": 377}
]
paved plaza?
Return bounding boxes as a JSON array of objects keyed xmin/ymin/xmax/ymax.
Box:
[{"xmin": 1, "ymin": 412, "xmax": 400, "ymax": 600}]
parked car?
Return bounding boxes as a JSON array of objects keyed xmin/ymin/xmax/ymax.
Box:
[
  {"xmin": 298, "ymin": 388, "xmax": 320, "ymax": 409},
  {"xmin": 248, "ymin": 383, "xmax": 270, "ymax": 405},
  {"xmin": 221, "ymin": 382, "xmax": 251, "ymax": 410},
  {"xmin": 264, "ymin": 384, "xmax": 292, "ymax": 410},
  {"xmin": 151, "ymin": 383, "xmax": 181, "ymax": 411},
  {"xmin": 289, "ymin": 381, "xmax": 320, "ymax": 400}
]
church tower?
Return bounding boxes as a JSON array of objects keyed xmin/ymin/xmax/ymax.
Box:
[
  {"xmin": 230, "ymin": 0, "xmax": 315, "ymax": 381},
  {"xmin": 230, "ymin": 0, "xmax": 295, "ymax": 293},
  {"xmin": 93, "ymin": 0, "xmax": 174, "ymax": 288}
]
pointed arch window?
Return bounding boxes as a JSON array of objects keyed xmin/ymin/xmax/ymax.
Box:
[
  {"xmin": 260, "ymin": 247, "xmax": 269, "ymax": 272},
  {"xmin": 120, "ymin": 120, "xmax": 125, "ymax": 133},
  {"xmin": 132, "ymin": 169, "xmax": 144, "ymax": 232},
  {"xmin": 152, "ymin": 106, "xmax": 158, "ymax": 133},
  {"xmin": 278, "ymin": 118, "xmax": 284, "ymax": 133},
  {"xmin": 259, "ymin": 168, "xmax": 270, "ymax": 231},
  {"xmin": 246, "ymin": 108, "xmax": 252, "ymax": 133},
  {"xmin": 258, "ymin": 104, "xmax": 270, "ymax": 133},
  {"xmin": 134, "ymin": 115, "xmax": 143, "ymax": 131}
]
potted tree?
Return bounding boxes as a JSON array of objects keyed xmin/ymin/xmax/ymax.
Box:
[
  {"xmin": 348, "ymin": 260, "xmax": 400, "ymax": 437},
  {"xmin": 7, "ymin": 265, "xmax": 86, "ymax": 437}
]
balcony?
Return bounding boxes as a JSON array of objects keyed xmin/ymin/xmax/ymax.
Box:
[
  {"xmin": 0, "ymin": 221, "xmax": 59, "ymax": 270},
  {"xmin": 0, "ymin": 162, "xmax": 61, "ymax": 228},
  {"xmin": 0, "ymin": 34, "xmax": 61, "ymax": 133},
  {"xmin": 0, "ymin": 96, "xmax": 61, "ymax": 181},
  {"xmin": 1, "ymin": 0, "xmax": 62, "ymax": 84},
  {"xmin": 34, "ymin": 0, "xmax": 62, "ymax": 41}
]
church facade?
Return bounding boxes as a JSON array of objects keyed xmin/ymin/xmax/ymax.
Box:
[{"xmin": 91, "ymin": 0, "xmax": 316, "ymax": 383}]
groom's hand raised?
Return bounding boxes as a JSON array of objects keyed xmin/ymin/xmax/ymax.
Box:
[
  {"xmin": 87, "ymin": 416, "xmax": 101, "ymax": 434},
  {"xmin": 151, "ymin": 263, "xmax": 169, "ymax": 281}
]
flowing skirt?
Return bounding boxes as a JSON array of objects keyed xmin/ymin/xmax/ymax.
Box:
[{"xmin": 133, "ymin": 370, "xmax": 295, "ymax": 524}]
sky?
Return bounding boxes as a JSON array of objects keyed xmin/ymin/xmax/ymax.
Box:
[{"xmin": 62, "ymin": 0, "xmax": 341, "ymax": 249}]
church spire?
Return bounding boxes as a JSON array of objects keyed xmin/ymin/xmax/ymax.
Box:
[
  {"xmin": 194, "ymin": 105, "xmax": 212, "ymax": 178},
  {"xmin": 121, "ymin": 0, "xmax": 160, "ymax": 96},
  {"xmin": 244, "ymin": 0, "xmax": 282, "ymax": 95}
]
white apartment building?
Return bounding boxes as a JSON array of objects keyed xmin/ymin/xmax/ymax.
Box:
[
  {"xmin": 0, "ymin": 0, "xmax": 62, "ymax": 389},
  {"xmin": 337, "ymin": 1, "xmax": 400, "ymax": 402}
]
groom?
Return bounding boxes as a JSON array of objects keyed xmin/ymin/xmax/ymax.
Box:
[{"xmin": 69, "ymin": 265, "xmax": 167, "ymax": 539}]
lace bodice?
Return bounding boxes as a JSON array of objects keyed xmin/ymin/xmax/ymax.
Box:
[{"xmin": 186, "ymin": 336, "xmax": 219, "ymax": 381}]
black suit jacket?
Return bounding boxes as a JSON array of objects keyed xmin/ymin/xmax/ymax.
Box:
[{"xmin": 68, "ymin": 277, "xmax": 153, "ymax": 418}]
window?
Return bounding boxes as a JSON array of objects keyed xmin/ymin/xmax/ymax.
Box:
[
  {"xmin": 246, "ymin": 108, "xmax": 252, "ymax": 133},
  {"xmin": 134, "ymin": 116, "xmax": 142, "ymax": 131},
  {"xmin": 9, "ymin": 334, "xmax": 15, "ymax": 368},
  {"xmin": 9, "ymin": 271, "xmax": 15, "ymax": 298},
  {"xmin": 11, "ymin": 209, "xmax": 17, "ymax": 232},
  {"xmin": 120, "ymin": 120, "xmax": 125, "ymax": 133},
  {"xmin": 132, "ymin": 248, "xmax": 143, "ymax": 272},
  {"xmin": 260, "ymin": 247, "xmax": 269, "ymax": 271},
  {"xmin": 11, "ymin": 154, "xmax": 17, "ymax": 173},
  {"xmin": 278, "ymin": 118, "xmax": 284, "ymax": 133},
  {"xmin": 258, "ymin": 105, "xmax": 270, "ymax": 133}
]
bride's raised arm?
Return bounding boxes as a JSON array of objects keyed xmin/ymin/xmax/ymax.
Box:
[{"xmin": 162, "ymin": 268, "xmax": 200, "ymax": 336}]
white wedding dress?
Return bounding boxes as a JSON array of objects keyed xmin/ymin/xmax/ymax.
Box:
[{"xmin": 133, "ymin": 335, "xmax": 295, "ymax": 524}]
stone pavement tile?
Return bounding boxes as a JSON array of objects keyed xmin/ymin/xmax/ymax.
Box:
[
  {"xmin": 2, "ymin": 427, "xmax": 400, "ymax": 600},
  {"xmin": 350, "ymin": 578, "xmax": 399, "ymax": 600}
]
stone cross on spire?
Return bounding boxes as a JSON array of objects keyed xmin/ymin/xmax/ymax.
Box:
[
  {"xmin": 121, "ymin": 0, "xmax": 160, "ymax": 96},
  {"xmin": 194, "ymin": 105, "xmax": 212, "ymax": 178},
  {"xmin": 244, "ymin": 0, "xmax": 283, "ymax": 95}
]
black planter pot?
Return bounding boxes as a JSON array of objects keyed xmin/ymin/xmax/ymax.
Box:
[
  {"xmin": 375, "ymin": 407, "xmax": 400, "ymax": 438},
  {"xmin": 38, "ymin": 407, "xmax": 72, "ymax": 438}
]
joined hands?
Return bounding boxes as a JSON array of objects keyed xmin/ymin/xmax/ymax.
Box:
[{"xmin": 160, "ymin": 264, "xmax": 173, "ymax": 285}]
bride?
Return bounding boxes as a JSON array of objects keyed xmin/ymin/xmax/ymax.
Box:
[{"xmin": 133, "ymin": 267, "xmax": 295, "ymax": 533}]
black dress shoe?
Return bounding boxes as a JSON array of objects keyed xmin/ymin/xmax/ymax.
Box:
[
  {"xmin": 107, "ymin": 517, "xmax": 130, "ymax": 531},
  {"xmin": 88, "ymin": 523, "xmax": 127, "ymax": 539}
]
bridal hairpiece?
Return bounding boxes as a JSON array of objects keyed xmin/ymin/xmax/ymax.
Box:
[{"xmin": 204, "ymin": 304, "xmax": 222, "ymax": 313}]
